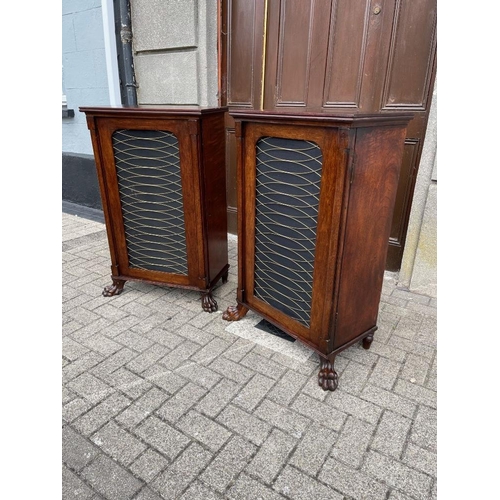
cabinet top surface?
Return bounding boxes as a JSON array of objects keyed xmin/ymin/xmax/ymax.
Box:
[
  {"xmin": 229, "ymin": 109, "xmax": 414, "ymax": 127},
  {"xmin": 79, "ymin": 105, "xmax": 228, "ymax": 117}
]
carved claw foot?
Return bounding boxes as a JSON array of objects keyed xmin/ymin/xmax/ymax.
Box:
[
  {"xmin": 318, "ymin": 357, "xmax": 339, "ymax": 391},
  {"xmin": 102, "ymin": 279, "xmax": 126, "ymax": 297},
  {"xmin": 201, "ymin": 291, "xmax": 218, "ymax": 313},
  {"xmin": 362, "ymin": 333, "xmax": 374, "ymax": 350},
  {"xmin": 222, "ymin": 304, "xmax": 249, "ymax": 321}
]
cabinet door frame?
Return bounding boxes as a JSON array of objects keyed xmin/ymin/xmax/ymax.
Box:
[
  {"xmin": 238, "ymin": 121, "xmax": 348, "ymax": 351},
  {"xmin": 95, "ymin": 116, "xmax": 206, "ymax": 288}
]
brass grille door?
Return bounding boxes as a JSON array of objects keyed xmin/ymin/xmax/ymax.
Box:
[
  {"xmin": 242, "ymin": 121, "xmax": 345, "ymax": 346},
  {"xmin": 253, "ymin": 136, "xmax": 323, "ymax": 327},
  {"xmin": 111, "ymin": 129, "xmax": 188, "ymax": 275}
]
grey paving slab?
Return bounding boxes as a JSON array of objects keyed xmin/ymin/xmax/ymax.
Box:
[
  {"xmin": 115, "ymin": 387, "xmax": 169, "ymax": 428},
  {"xmin": 62, "ymin": 211, "xmax": 438, "ymax": 500},
  {"xmin": 403, "ymin": 442, "xmax": 438, "ymax": 477},
  {"xmin": 232, "ymin": 373, "xmax": 275, "ymax": 411},
  {"xmin": 319, "ymin": 458, "xmax": 389, "ymax": 500},
  {"xmin": 217, "ymin": 404, "xmax": 272, "ymax": 446},
  {"xmin": 174, "ymin": 361, "xmax": 222, "ymax": 389},
  {"xmin": 195, "ymin": 377, "xmax": 240, "ymax": 418},
  {"xmin": 62, "ymin": 465, "xmax": 95, "ymax": 500},
  {"xmin": 63, "ymin": 352, "xmax": 106, "ymax": 384},
  {"xmin": 80, "ymin": 453, "xmax": 143, "ymax": 500},
  {"xmin": 273, "ymin": 465, "xmax": 344, "ymax": 500},
  {"xmin": 363, "ymin": 450, "xmax": 433, "ymax": 500},
  {"xmin": 90, "ymin": 420, "xmax": 147, "ymax": 466},
  {"xmin": 209, "ymin": 355, "xmax": 255, "ymax": 384},
  {"xmin": 394, "ymin": 378, "xmax": 437, "ymax": 408},
  {"xmin": 66, "ymin": 372, "xmax": 114, "ymax": 404},
  {"xmin": 291, "ymin": 393, "xmax": 346, "ymax": 431},
  {"xmin": 254, "ymin": 398, "xmax": 311, "ymax": 439},
  {"xmin": 361, "ymin": 384, "xmax": 418, "ymax": 418},
  {"xmin": 133, "ymin": 415, "xmax": 191, "ymax": 461},
  {"xmin": 62, "ymin": 425, "xmax": 101, "ymax": 472},
  {"xmin": 410, "ymin": 405, "xmax": 437, "ymax": 452},
  {"xmin": 337, "ymin": 360, "xmax": 372, "ymax": 395},
  {"xmin": 176, "ymin": 410, "xmax": 232, "ymax": 452},
  {"xmin": 288, "ymin": 423, "xmax": 337, "ymax": 476},
  {"xmin": 227, "ymin": 473, "xmax": 286, "ymax": 500},
  {"xmin": 156, "ymin": 382, "xmax": 208, "ymax": 423},
  {"xmin": 267, "ymin": 370, "xmax": 308, "ymax": 405},
  {"xmin": 326, "ymin": 389, "xmax": 383, "ymax": 425},
  {"xmin": 133, "ymin": 487, "xmax": 165, "ymax": 500},
  {"xmin": 73, "ymin": 393, "xmax": 132, "ymax": 436},
  {"xmin": 130, "ymin": 448, "xmax": 170, "ymax": 483},
  {"xmin": 200, "ymin": 435, "xmax": 257, "ymax": 493},
  {"xmin": 240, "ymin": 351, "xmax": 288, "ymax": 380},
  {"xmin": 368, "ymin": 356, "xmax": 402, "ymax": 390},
  {"xmin": 142, "ymin": 365, "xmax": 189, "ymax": 395},
  {"xmin": 246, "ymin": 428, "xmax": 297, "ymax": 484},
  {"xmin": 179, "ymin": 481, "xmax": 224, "ymax": 500},
  {"xmin": 331, "ymin": 415, "xmax": 376, "ymax": 467},
  {"xmin": 151, "ymin": 443, "xmax": 213, "ymax": 499},
  {"xmin": 371, "ymin": 410, "xmax": 412, "ymax": 459},
  {"xmin": 103, "ymin": 367, "xmax": 153, "ymax": 399}
]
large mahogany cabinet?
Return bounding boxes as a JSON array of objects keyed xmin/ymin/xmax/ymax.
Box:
[
  {"xmin": 222, "ymin": 110, "xmax": 412, "ymax": 390},
  {"xmin": 80, "ymin": 106, "xmax": 229, "ymax": 312}
]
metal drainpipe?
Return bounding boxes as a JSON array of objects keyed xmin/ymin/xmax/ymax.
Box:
[{"xmin": 118, "ymin": 0, "xmax": 137, "ymax": 106}]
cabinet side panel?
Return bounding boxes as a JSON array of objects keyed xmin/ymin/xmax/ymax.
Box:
[
  {"xmin": 201, "ymin": 112, "xmax": 229, "ymax": 282},
  {"xmin": 334, "ymin": 125, "xmax": 407, "ymax": 349},
  {"xmin": 85, "ymin": 116, "xmax": 121, "ymax": 276}
]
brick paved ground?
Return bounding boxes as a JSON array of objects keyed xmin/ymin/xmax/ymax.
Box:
[{"xmin": 62, "ymin": 209, "xmax": 437, "ymax": 500}]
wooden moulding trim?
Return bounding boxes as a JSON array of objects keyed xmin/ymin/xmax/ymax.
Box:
[
  {"xmin": 111, "ymin": 275, "xmax": 214, "ymax": 292},
  {"xmin": 79, "ymin": 106, "xmax": 229, "ymax": 119},
  {"xmin": 229, "ymin": 110, "xmax": 414, "ymax": 127},
  {"xmin": 325, "ymin": 326, "xmax": 378, "ymax": 359},
  {"xmin": 235, "ymin": 296, "xmax": 378, "ymax": 359}
]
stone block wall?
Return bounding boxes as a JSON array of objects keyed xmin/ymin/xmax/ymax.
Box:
[
  {"xmin": 130, "ymin": 0, "xmax": 218, "ymax": 106},
  {"xmin": 399, "ymin": 82, "xmax": 437, "ymax": 298}
]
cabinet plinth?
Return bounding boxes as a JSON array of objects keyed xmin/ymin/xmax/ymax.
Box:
[
  {"xmin": 222, "ymin": 110, "xmax": 412, "ymax": 390},
  {"xmin": 81, "ymin": 106, "xmax": 229, "ymax": 312}
]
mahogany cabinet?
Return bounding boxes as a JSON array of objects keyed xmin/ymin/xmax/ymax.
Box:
[
  {"xmin": 80, "ymin": 106, "xmax": 229, "ymax": 312},
  {"xmin": 222, "ymin": 110, "xmax": 412, "ymax": 390}
]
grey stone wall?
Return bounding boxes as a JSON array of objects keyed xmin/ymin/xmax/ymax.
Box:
[
  {"xmin": 399, "ymin": 81, "xmax": 437, "ymax": 298},
  {"xmin": 130, "ymin": 0, "xmax": 218, "ymax": 106}
]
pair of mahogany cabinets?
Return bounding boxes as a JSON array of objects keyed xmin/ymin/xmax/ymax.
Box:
[{"xmin": 81, "ymin": 105, "xmax": 411, "ymax": 391}]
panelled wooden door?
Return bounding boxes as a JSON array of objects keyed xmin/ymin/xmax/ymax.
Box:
[{"xmin": 221, "ymin": 0, "xmax": 437, "ymax": 270}]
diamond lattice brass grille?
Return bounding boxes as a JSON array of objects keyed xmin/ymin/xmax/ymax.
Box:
[
  {"xmin": 112, "ymin": 129, "xmax": 188, "ymax": 275},
  {"xmin": 253, "ymin": 136, "xmax": 323, "ymax": 327}
]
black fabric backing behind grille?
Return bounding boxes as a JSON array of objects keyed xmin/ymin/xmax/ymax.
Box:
[
  {"xmin": 253, "ymin": 136, "xmax": 323, "ymax": 327},
  {"xmin": 112, "ymin": 129, "xmax": 188, "ymax": 275},
  {"xmin": 254, "ymin": 319, "xmax": 295, "ymax": 342}
]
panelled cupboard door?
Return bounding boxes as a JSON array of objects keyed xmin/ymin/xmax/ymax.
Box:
[
  {"xmin": 222, "ymin": 0, "xmax": 437, "ymax": 270},
  {"xmin": 94, "ymin": 117, "xmax": 205, "ymax": 289}
]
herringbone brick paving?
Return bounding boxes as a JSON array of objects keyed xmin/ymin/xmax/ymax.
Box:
[{"xmin": 62, "ymin": 210, "xmax": 437, "ymax": 500}]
